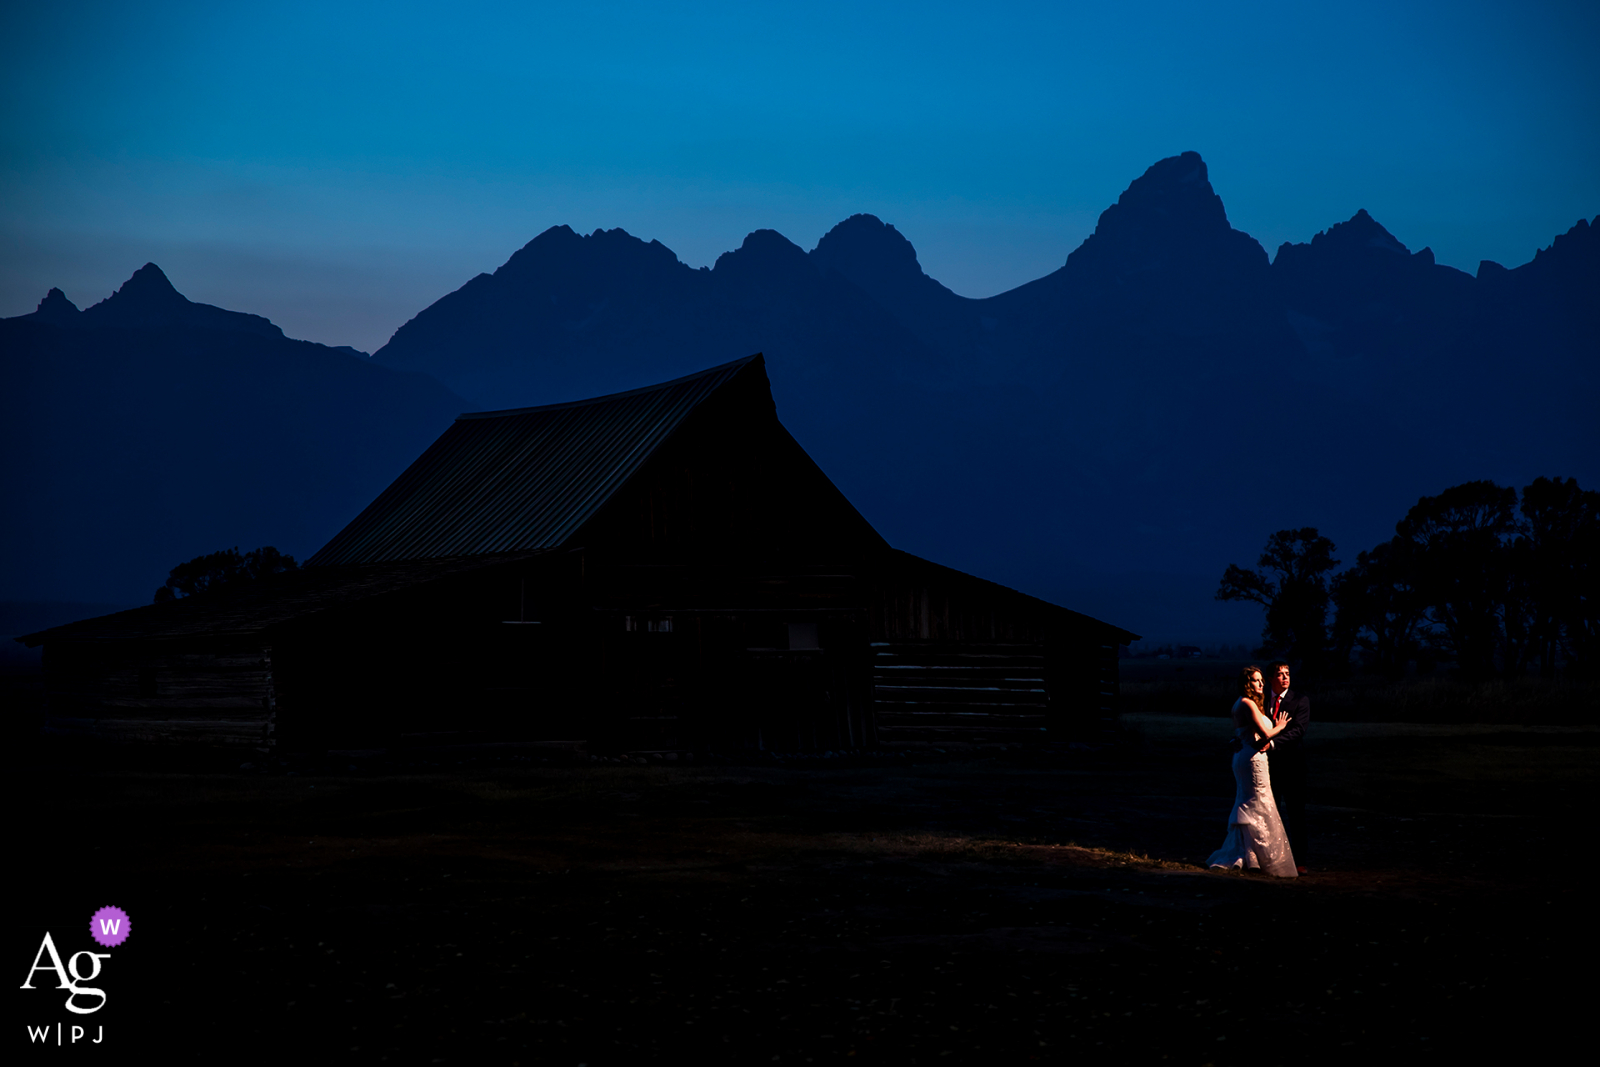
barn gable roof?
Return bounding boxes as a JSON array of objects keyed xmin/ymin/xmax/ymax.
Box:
[{"xmin": 309, "ymin": 355, "xmax": 763, "ymax": 566}]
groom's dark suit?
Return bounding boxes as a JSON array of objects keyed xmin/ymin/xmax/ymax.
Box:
[{"xmin": 1266, "ymin": 687, "xmax": 1310, "ymax": 865}]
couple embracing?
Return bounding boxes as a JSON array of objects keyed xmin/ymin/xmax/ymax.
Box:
[{"xmin": 1208, "ymin": 661, "xmax": 1309, "ymax": 878}]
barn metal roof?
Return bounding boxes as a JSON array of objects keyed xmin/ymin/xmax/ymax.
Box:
[{"xmin": 308, "ymin": 355, "xmax": 763, "ymax": 566}]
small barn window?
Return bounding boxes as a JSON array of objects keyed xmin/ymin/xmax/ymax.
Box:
[{"xmin": 503, "ymin": 577, "xmax": 541, "ymax": 624}]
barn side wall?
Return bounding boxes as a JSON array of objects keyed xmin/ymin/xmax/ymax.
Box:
[
  {"xmin": 42, "ymin": 640, "xmax": 275, "ymax": 747},
  {"xmin": 868, "ymin": 565, "xmax": 1123, "ymax": 745}
]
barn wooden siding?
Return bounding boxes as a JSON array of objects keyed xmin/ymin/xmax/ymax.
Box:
[
  {"xmin": 42, "ymin": 641, "xmax": 275, "ymax": 747},
  {"xmin": 871, "ymin": 641, "xmax": 1049, "ymax": 744},
  {"xmin": 867, "ymin": 558, "xmax": 1124, "ymax": 744}
]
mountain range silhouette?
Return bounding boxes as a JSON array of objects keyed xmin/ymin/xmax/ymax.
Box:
[
  {"xmin": 4, "ymin": 152, "xmax": 1595, "ymax": 640},
  {"xmin": 0, "ymin": 265, "xmax": 467, "ymax": 615}
]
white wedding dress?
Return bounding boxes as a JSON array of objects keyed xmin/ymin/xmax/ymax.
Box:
[{"xmin": 1207, "ymin": 728, "xmax": 1298, "ymax": 878}]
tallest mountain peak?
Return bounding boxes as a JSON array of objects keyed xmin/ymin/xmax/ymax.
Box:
[
  {"xmin": 1099, "ymin": 151, "xmax": 1230, "ymax": 240},
  {"xmin": 1059, "ymin": 151, "xmax": 1267, "ymax": 284}
]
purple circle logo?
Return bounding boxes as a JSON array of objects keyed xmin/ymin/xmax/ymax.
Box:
[{"xmin": 90, "ymin": 906, "xmax": 131, "ymax": 948}]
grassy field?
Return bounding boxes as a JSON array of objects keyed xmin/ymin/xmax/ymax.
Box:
[{"xmin": 10, "ymin": 714, "xmax": 1592, "ymax": 1064}]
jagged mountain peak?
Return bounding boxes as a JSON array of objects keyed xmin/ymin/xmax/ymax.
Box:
[
  {"xmin": 1094, "ymin": 151, "xmax": 1231, "ymax": 240},
  {"xmin": 805, "ymin": 213, "xmax": 965, "ymax": 351},
  {"xmin": 1490, "ymin": 215, "xmax": 1600, "ymax": 305},
  {"xmin": 512, "ymin": 223, "xmax": 582, "ymax": 256},
  {"xmin": 111, "ymin": 262, "xmax": 189, "ymax": 306},
  {"xmin": 31, "ymin": 287, "xmax": 81, "ymax": 325},
  {"xmin": 494, "ymin": 224, "xmax": 685, "ymax": 284},
  {"xmin": 1529, "ymin": 215, "xmax": 1597, "ymax": 267},
  {"xmin": 1057, "ymin": 150, "xmax": 1267, "ymax": 285},
  {"xmin": 735, "ymin": 228, "xmax": 806, "ymax": 256},
  {"xmin": 713, "ymin": 228, "xmax": 811, "ymax": 276},
  {"xmin": 812, "ymin": 214, "xmax": 923, "ymax": 278},
  {"xmin": 1270, "ymin": 209, "xmax": 1444, "ymax": 281},
  {"xmin": 71, "ymin": 263, "xmax": 284, "ymax": 338},
  {"xmin": 1308, "ymin": 209, "xmax": 1411, "ymax": 256}
]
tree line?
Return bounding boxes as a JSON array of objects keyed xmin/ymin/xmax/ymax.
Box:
[
  {"xmin": 153, "ymin": 546, "xmax": 298, "ymax": 602},
  {"xmin": 1218, "ymin": 477, "xmax": 1597, "ymax": 679}
]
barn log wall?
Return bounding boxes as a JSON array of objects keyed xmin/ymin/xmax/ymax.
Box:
[
  {"xmin": 871, "ymin": 641, "xmax": 1049, "ymax": 744},
  {"xmin": 868, "ymin": 562, "xmax": 1124, "ymax": 745},
  {"xmin": 43, "ymin": 641, "xmax": 275, "ymax": 747}
]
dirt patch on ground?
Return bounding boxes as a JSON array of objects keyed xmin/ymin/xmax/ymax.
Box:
[{"xmin": 10, "ymin": 718, "xmax": 1589, "ymax": 1063}]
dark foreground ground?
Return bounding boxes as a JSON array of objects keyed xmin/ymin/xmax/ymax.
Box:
[{"xmin": 10, "ymin": 716, "xmax": 1595, "ymax": 1064}]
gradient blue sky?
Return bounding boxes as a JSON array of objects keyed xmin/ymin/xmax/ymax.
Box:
[{"xmin": 3, "ymin": 0, "xmax": 1596, "ymax": 353}]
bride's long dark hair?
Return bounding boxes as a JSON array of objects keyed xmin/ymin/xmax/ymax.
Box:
[{"xmin": 1237, "ymin": 665, "xmax": 1264, "ymax": 700}]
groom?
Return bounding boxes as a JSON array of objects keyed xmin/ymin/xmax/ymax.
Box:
[{"xmin": 1262, "ymin": 660, "xmax": 1310, "ymax": 873}]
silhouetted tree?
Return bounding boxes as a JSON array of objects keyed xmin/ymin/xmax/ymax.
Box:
[
  {"xmin": 1330, "ymin": 539, "xmax": 1427, "ymax": 677},
  {"xmin": 1517, "ymin": 477, "xmax": 1600, "ymax": 677},
  {"xmin": 1322, "ymin": 477, "xmax": 1596, "ymax": 680},
  {"xmin": 153, "ymin": 546, "xmax": 298, "ymax": 603},
  {"xmin": 1216, "ymin": 528, "xmax": 1340, "ymax": 665},
  {"xmin": 1392, "ymin": 481, "xmax": 1519, "ymax": 679}
]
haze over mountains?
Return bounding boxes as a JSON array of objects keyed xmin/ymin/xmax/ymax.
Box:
[{"xmin": 4, "ymin": 152, "xmax": 1595, "ymax": 642}]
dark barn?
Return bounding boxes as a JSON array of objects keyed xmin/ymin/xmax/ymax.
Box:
[{"xmin": 20, "ymin": 356, "xmax": 1136, "ymax": 752}]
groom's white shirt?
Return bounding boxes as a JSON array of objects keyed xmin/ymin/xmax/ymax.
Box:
[{"xmin": 1267, "ymin": 688, "xmax": 1288, "ymax": 747}]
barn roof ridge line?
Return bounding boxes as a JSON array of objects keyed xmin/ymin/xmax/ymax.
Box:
[
  {"xmin": 305, "ymin": 354, "xmax": 765, "ymax": 567},
  {"xmin": 456, "ymin": 353, "xmax": 763, "ymax": 421}
]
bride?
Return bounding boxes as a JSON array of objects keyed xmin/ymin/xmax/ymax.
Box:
[{"xmin": 1207, "ymin": 665, "xmax": 1298, "ymax": 877}]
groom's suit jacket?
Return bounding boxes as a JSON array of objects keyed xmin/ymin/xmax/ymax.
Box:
[{"xmin": 1265, "ymin": 687, "xmax": 1310, "ymax": 786}]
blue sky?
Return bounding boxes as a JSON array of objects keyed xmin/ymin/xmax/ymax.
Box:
[{"xmin": 3, "ymin": 0, "xmax": 1596, "ymax": 353}]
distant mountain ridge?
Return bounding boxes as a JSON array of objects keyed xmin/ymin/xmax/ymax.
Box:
[
  {"xmin": 374, "ymin": 221, "xmax": 947, "ymax": 406},
  {"xmin": 1, "ymin": 269, "xmax": 466, "ymax": 604},
  {"xmin": 6, "ymin": 152, "xmax": 1594, "ymax": 640},
  {"xmin": 368, "ymin": 151, "xmax": 1597, "ymax": 638},
  {"xmin": 22, "ymin": 262, "xmax": 286, "ymax": 340},
  {"xmin": 18, "ymin": 263, "xmax": 374, "ymax": 357}
]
